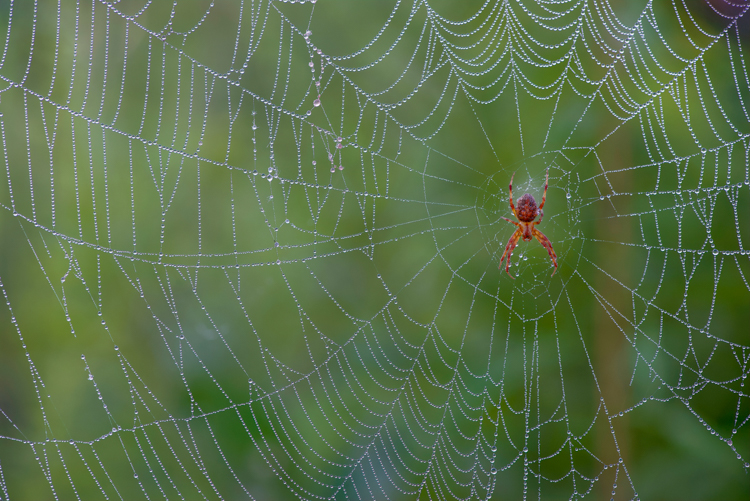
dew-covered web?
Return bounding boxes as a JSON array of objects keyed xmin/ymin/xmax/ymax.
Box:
[{"xmin": 0, "ymin": 0, "xmax": 749, "ymax": 499}]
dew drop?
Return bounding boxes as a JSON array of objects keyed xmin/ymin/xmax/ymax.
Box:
[
  {"xmin": 566, "ymin": 192, "xmax": 571, "ymax": 199},
  {"xmin": 713, "ymin": 249, "xmax": 719, "ymax": 256},
  {"xmin": 491, "ymin": 467, "xmax": 497, "ymax": 475},
  {"xmin": 313, "ymin": 98, "xmax": 321, "ymax": 107},
  {"xmin": 308, "ymin": 61, "xmax": 314, "ymax": 68},
  {"xmin": 88, "ymin": 374, "xmax": 94, "ymax": 380},
  {"xmin": 330, "ymin": 167, "xmax": 335, "ymax": 173},
  {"xmin": 338, "ymin": 165, "xmax": 344, "ymax": 171}
]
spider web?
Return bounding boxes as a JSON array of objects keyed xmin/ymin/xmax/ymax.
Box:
[{"xmin": 0, "ymin": 0, "xmax": 749, "ymax": 499}]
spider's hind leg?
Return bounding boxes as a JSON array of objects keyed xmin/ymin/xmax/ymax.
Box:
[
  {"xmin": 500, "ymin": 227, "xmax": 523, "ymax": 279},
  {"xmin": 532, "ymin": 227, "xmax": 558, "ymax": 276}
]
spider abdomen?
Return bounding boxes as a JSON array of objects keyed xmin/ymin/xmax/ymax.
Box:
[{"xmin": 515, "ymin": 194, "xmax": 538, "ymax": 222}]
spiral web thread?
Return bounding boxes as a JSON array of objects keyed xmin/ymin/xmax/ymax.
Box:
[{"xmin": 0, "ymin": 0, "xmax": 748, "ymax": 499}]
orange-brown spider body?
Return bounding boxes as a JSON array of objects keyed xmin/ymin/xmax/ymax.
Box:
[{"xmin": 499, "ymin": 170, "xmax": 558, "ymax": 278}]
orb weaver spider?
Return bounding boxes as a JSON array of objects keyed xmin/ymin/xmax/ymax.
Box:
[{"xmin": 499, "ymin": 169, "xmax": 558, "ymax": 278}]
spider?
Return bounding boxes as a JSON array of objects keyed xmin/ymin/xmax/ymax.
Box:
[{"xmin": 498, "ymin": 169, "xmax": 558, "ymax": 278}]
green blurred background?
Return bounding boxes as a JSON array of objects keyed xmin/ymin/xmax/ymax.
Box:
[{"xmin": 0, "ymin": 0, "xmax": 748, "ymax": 499}]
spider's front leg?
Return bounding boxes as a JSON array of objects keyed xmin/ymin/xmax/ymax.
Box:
[
  {"xmin": 499, "ymin": 227, "xmax": 523, "ymax": 279},
  {"xmin": 508, "ymin": 172, "xmax": 517, "ymax": 218},
  {"xmin": 539, "ymin": 169, "xmax": 549, "ymax": 210},
  {"xmin": 532, "ymin": 227, "xmax": 558, "ymax": 276}
]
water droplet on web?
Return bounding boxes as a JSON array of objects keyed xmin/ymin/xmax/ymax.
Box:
[
  {"xmin": 114, "ymin": 345, "xmax": 119, "ymax": 351},
  {"xmin": 566, "ymin": 192, "xmax": 571, "ymax": 199},
  {"xmin": 330, "ymin": 167, "xmax": 335, "ymax": 173},
  {"xmin": 491, "ymin": 446, "xmax": 497, "ymax": 452},
  {"xmin": 304, "ymin": 30, "xmax": 311, "ymax": 39},
  {"xmin": 599, "ymin": 195, "xmax": 605, "ymax": 201},
  {"xmin": 700, "ymin": 147, "xmax": 707, "ymax": 154},
  {"xmin": 313, "ymin": 98, "xmax": 321, "ymax": 107},
  {"xmin": 88, "ymin": 374, "xmax": 94, "ymax": 380},
  {"xmin": 712, "ymin": 249, "xmax": 719, "ymax": 256},
  {"xmin": 490, "ymin": 467, "xmax": 497, "ymax": 475},
  {"xmin": 308, "ymin": 61, "xmax": 314, "ymax": 68},
  {"xmin": 338, "ymin": 165, "xmax": 344, "ymax": 171}
]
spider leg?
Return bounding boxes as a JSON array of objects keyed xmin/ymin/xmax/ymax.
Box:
[
  {"xmin": 532, "ymin": 227, "xmax": 558, "ymax": 276},
  {"xmin": 535, "ymin": 209, "xmax": 544, "ymax": 225},
  {"xmin": 508, "ymin": 171, "xmax": 517, "ymax": 218},
  {"xmin": 501, "ymin": 216, "xmax": 520, "ymax": 226},
  {"xmin": 538, "ymin": 169, "xmax": 549, "ymax": 210},
  {"xmin": 499, "ymin": 227, "xmax": 523, "ymax": 279}
]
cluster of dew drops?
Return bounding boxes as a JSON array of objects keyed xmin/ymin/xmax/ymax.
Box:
[{"xmin": 303, "ymin": 25, "xmax": 346, "ymax": 174}]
